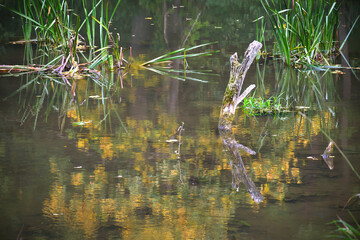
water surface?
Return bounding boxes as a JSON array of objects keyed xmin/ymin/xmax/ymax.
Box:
[{"xmin": 0, "ymin": 1, "xmax": 360, "ymax": 239}]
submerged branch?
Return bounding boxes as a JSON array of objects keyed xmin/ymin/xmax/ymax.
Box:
[
  {"xmin": 218, "ymin": 41, "xmax": 263, "ymax": 203},
  {"xmin": 0, "ymin": 65, "xmax": 43, "ymax": 74},
  {"xmin": 182, "ymin": 11, "xmax": 202, "ymax": 47},
  {"xmin": 0, "ymin": 63, "xmax": 100, "ymax": 79}
]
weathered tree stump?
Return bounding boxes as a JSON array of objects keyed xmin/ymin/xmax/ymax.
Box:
[
  {"xmin": 219, "ymin": 41, "xmax": 263, "ymax": 203},
  {"xmin": 218, "ymin": 40, "xmax": 263, "ymax": 130}
]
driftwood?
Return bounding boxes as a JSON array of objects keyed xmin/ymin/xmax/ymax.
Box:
[
  {"xmin": 219, "ymin": 41, "xmax": 263, "ymax": 203},
  {"xmin": 219, "ymin": 40, "xmax": 263, "ymax": 129},
  {"xmin": 0, "ymin": 63, "xmax": 101, "ymax": 80}
]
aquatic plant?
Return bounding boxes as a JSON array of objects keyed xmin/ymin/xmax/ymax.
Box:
[
  {"xmin": 141, "ymin": 42, "xmax": 218, "ymax": 66},
  {"xmin": 259, "ymin": 0, "xmax": 355, "ymax": 67},
  {"xmin": 243, "ymin": 61, "xmax": 338, "ymax": 117},
  {"xmin": 140, "ymin": 42, "xmax": 219, "ymax": 82},
  {"xmin": 0, "ymin": 0, "xmax": 124, "ymax": 74},
  {"xmin": 330, "ymin": 210, "xmax": 360, "ymax": 239},
  {"xmin": 241, "ymin": 96, "xmax": 284, "ymax": 116},
  {"xmin": 253, "ymin": 16, "xmax": 267, "ymax": 58},
  {"xmin": 332, "ymin": 194, "xmax": 360, "ymax": 240},
  {"xmin": 0, "ymin": 0, "xmax": 218, "ymax": 83}
]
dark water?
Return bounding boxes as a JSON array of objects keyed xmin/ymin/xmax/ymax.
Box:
[{"xmin": 0, "ymin": 1, "xmax": 360, "ymax": 239}]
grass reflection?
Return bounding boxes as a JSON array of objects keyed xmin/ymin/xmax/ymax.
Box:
[
  {"xmin": 10, "ymin": 69, "xmax": 130, "ymax": 133},
  {"xmin": 250, "ymin": 61, "xmax": 339, "ymax": 112}
]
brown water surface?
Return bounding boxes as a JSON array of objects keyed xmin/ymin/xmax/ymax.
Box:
[{"xmin": 0, "ymin": 1, "xmax": 360, "ymax": 239}]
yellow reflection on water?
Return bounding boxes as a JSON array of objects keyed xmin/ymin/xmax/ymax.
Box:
[{"xmin": 43, "ymin": 72, "xmax": 338, "ymax": 238}]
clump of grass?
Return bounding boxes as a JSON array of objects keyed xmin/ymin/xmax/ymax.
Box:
[
  {"xmin": 0, "ymin": 0, "xmax": 125, "ymax": 75},
  {"xmin": 260, "ymin": 0, "xmax": 343, "ymax": 66},
  {"xmin": 241, "ymin": 96, "xmax": 286, "ymax": 116},
  {"xmin": 1, "ymin": 1, "xmax": 218, "ymax": 82},
  {"xmin": 330, "ymin": 210, "xmax": 360, "ymax": 239}
]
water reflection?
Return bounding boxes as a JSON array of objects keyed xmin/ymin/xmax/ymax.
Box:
[
  {"xmin": 1, "ymin": 59, "xmax": 356, "ymax": 239},
  {"xmin": 1, "ymin": 0, "xmax": 360, "ymax": 239},
  {"xmin": 4, "ymin": 45, "xmax": 344, "ymax": 240},
  {"xmin": 220, "ymin": 127, "xmax": 264, "ymax": 203}
]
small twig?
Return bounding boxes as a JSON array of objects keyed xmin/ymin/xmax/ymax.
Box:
[
  {"xmin": 342, "ymin": 193, "xmax": 360, "ymax": 210},
  {"xmin": 176, "ymin": 122, "xmax": 185, "ymax": 159},
  {"xmin": 182, "ymin": 11, "xmax": 202, "ymax": 47}
]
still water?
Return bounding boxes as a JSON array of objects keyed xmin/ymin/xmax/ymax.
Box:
[{"xmin": 0, "ymin": 0, "xmax": 360, "ymax": 239}]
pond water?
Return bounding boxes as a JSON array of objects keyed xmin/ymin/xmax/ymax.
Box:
[{"xmin": 0, "ymin": 1, "xmax": 360, "ymax": 239}]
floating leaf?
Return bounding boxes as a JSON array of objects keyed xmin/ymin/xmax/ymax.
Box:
[{"xmin": 331, "ymin": 70, "xmax": 345, "ymax": 74}]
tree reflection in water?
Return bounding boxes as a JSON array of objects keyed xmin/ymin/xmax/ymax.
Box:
[{"xmin": 220, "ymin": 127, "xmax": 264, "ymax": 203}]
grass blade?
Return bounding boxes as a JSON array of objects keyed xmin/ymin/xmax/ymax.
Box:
[{"xmin": 339, "ymin": 15, "xmax": 359, "ymax": 51}]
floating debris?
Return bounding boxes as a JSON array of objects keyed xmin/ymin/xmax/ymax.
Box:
[
  {"xmin": 331, "ymin": 70, "xmax": 345, "ymax": 74},
  {"xmin": 89, "ymin": 95, "xmax": 109, "ymax": 100},
  {"xmin": 72, "ymin": 121, "xmax": 92, "ymax": 126},
  {"xmin": 295, "ymin": 106, "xmax": 310, "ymax": 110},
  {"xmin": 89, "ymin": 95, "xmax": 101, "ymax": 99}
]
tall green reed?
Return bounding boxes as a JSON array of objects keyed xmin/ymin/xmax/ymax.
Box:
[
  {"xmin": 2, "ymin": 0, "xmax": 217, "ymax": 81},
  {"xmin": 2, "ymin": 0, "xmax": 123, "ymax": 72},
  {"xmin": 260, "ymin": 0, "xmax": 340, "ymax": 66},
  {"xmin": 330, "ymin": 211, "xmax": 360, "ymax": 240}
]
